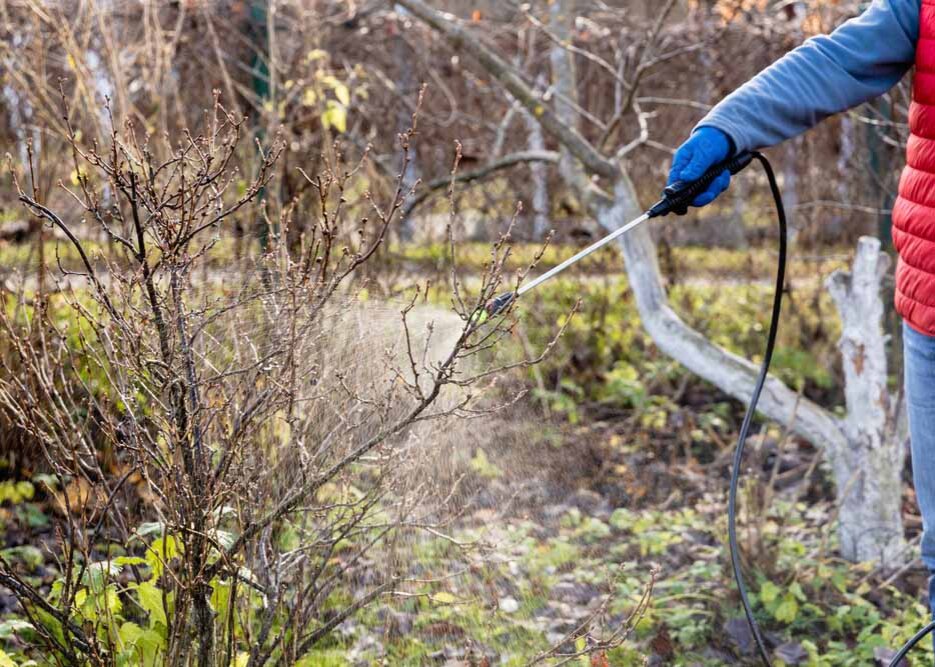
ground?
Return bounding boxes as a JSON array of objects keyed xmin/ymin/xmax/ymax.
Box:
[{"xmin": 0, "ymin": 239, "xmax": 931, "ymax": 665}]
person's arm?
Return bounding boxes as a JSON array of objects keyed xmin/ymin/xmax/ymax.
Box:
[{"xmin": 699, "ymin": 0, "xmax": 918, "ymax": 152}]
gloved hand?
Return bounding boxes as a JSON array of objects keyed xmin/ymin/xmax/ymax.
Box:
[{"xmin": 667, "ymin": 126, "xmax": 734, "ymax": 207}]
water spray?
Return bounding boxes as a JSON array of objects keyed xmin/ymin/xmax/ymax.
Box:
[{"xmin": 478, "ymin": 151, "xmax": 932, "ymax": 666}]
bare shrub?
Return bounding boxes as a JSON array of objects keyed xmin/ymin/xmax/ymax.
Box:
[{"xmin": 0, "ymin": 93, "xmax": 563, "ymax": 665}]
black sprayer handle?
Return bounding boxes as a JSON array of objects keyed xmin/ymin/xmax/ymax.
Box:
[{"xmin": 647, "ymin": 151, "xmax": 754, "ymax": 219}]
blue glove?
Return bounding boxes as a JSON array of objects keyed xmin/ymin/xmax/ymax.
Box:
[{"xmin": 667, "ymin": 127, "xmax": 734, "ymax": 207}]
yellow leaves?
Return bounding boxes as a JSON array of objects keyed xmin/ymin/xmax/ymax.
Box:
[
  {"xmin": 321, "ymin": 100, "xmax": 347, "ymax": 134},
  {"xmin": 0, "ymin": 480, "xmax": 34, "ymax": 504},
  {"xmin": 0, "ymin": 649, "xmax": 14, "ymax": 667},
  {"xmin": 334, "ymin": 82, "xmax": 350, "ymax": 106},
  {"xmin": 320, "ymin": 74, "xmax": 350, "ymax": 106},
  {"xmin": 301, "ymin": 69, "xmax": 352, "ymax": 132}
]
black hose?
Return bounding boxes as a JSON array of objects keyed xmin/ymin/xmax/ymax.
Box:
[
  {"xmin": 725, "ymin": 153, "xmax": 933, "ymax": 667},
  {"xmin": 727, "ymin": 151, "xmax": 785, "ymax": 666},
  {"xmin": 889, "ymin": 620, "xmax": 935, "ymax": 665}
]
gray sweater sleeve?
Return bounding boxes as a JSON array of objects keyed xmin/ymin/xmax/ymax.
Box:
[{"xmin": 698, "ymin": 0, "xmax": 919, "ymax": 153}]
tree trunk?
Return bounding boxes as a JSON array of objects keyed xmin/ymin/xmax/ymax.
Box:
[
  {"xmin": 521, "ymin": 103, "xmax": 550, "ymax": 239},
  {"xmin": 826, "ymin": 236, "xmax": 905, "ymax": 563}
]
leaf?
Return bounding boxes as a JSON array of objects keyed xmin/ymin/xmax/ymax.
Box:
[
  {"xmin": 774, "ymin": 641, "xmax": 808, "ymax": 663},
  {"xmin": 77, "ymin": 585, "xmax": 122, "ymax": 621},
  {"xmin": 301, "ymin": 88, "xmax": 317, "ymax": 107},
  {"xmin": 114, "ymin": 556, "xmax": 147, "ymax": 568},
  {"xmin": 120, "ymin": 625, "xmax": 166, "ymax": 667},
  {"xmin": 759, "ymin": 581, "xmax": 780, "ymax": 604},
  {"xmin": 210, "ymin": 581, "xmax": 231, "ymax": 620},
  {"xmin": 146, "ymin": 535, "xmax": 180, "ymax": 579},
  {"xmin": 135, "ymin": 580, "xmax": 168, "ymax": 628},
  {"xmin": 15, "ymin": 481, "xmax": 33, "ymax": 501},
  {"xmin": 234, "ymin": 653, "xmax": 249, "ymax": 667},
  {"xmin": 81, "ymin": 561, "xmax": 121, "ymax": 592},
  {"xmin": 32, "ymin": 474, "xmax": 58, "ymax": 490},
  {"xmin": 0, "ymin": 649, "xmax": 15, "ymax": 667},
  {"xmin": 788, "ymin": 581, "xmax": 806, "ymax": 601},
  {"xmin": 431, "ymin": 591, "xmax": 456, "ymax": 604},
  {"xmin": 103, "ymin": 587, "xmax": 123, "ymax": 615},
  {"xmin": 135, "ymin": 522, "xmax": 164, "ymax": 538},
  {"xmin": 211, "ymin": 529, "xmax": 237, "ymax": 551},
  {"xmin": 321, "ymin": 100, "xmax": 347, "ymax": 133},
  {"xmin": 119, "ymin": 621, "xmax": 143, "ymax": 646},
  {"xmin": 332, "ymin": 81, "xmax": 350, "ymax": 106},
  {"xmin": 774, "ymin": 597, "xmax": 799, "ymax": 624}
]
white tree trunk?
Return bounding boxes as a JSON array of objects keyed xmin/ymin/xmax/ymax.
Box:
[
  {"xmin": 826, "ymin": 237, "xmax": 905, "ymax": 563},
  {"xmin": 522, "ymin": 106, "xmax": 550, "ymax": 239}
]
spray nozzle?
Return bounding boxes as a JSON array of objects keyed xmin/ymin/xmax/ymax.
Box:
[
  {"xmin": 486, "ymin": 291, "xmax": 516, "ymax": 316},
  {"xmin": 470, "ymin": 291, "xmax": 516, "ymax": 325},
  {"xmin": 647, "ymin": 151, "xmax": 754, "ymax": 219}
]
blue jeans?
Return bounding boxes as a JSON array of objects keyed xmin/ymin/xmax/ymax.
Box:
[{"xmin": 904, "ymin": 321, "xmax": 935, "ymax": 612}]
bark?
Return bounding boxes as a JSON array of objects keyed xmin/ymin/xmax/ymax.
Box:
[{"xmin": 826, "ymin": 237, "xmax": 905, "ymax": 563}]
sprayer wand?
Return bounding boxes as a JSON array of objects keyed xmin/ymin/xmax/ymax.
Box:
[{"xmin": 480, "ymin": 151, "xmax": 755, "ymax": 319}]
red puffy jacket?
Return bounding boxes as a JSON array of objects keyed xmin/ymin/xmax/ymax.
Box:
[{"xmin": 893, "ymin": 0, "xmax": 935, "ymax": 334}]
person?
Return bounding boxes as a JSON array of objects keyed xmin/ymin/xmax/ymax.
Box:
[{"xmin": 670, "ymin": 0, "xmax": 935, "ymax": 614}]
